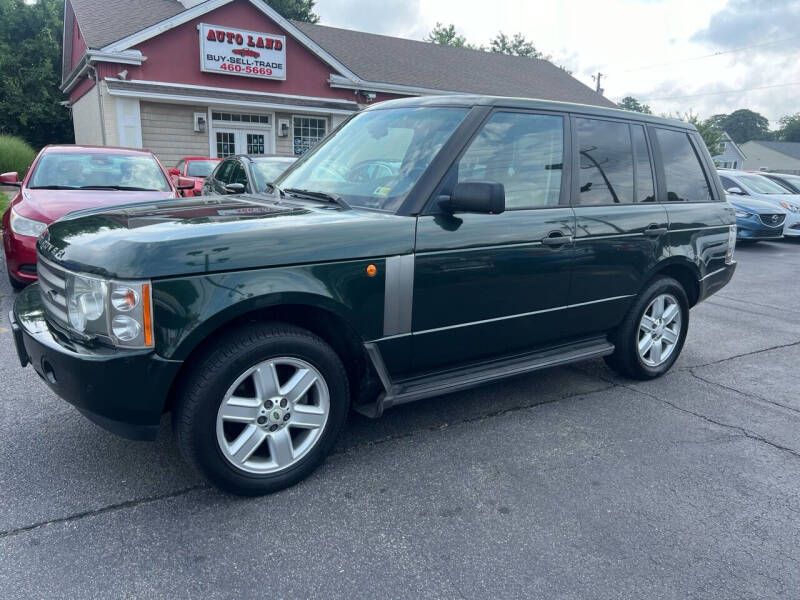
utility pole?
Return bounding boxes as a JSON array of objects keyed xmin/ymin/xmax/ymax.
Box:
[{"xmin": 593, "ymin": 72, "xmax": 604, "ymax": 96}]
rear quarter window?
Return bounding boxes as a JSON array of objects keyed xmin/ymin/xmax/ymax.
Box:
[{"xmin": 654, "ymin": 128, "xmax": 713, "ymax": 202}]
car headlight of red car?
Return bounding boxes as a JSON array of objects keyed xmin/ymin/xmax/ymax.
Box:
[{"xmin": 10, "ymin": 208, "xmax": 47, "ymax": 237}]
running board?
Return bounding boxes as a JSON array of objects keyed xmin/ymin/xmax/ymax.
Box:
[{"xmin": 356, "ymin": 338, "xmax": 614, "ymax": 419}]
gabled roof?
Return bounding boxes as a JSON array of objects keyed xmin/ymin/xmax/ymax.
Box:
[
  {"xmin": 718, "ymin": 131, "xmax": 747, "ymax": 160},
  {"xmin": 746, "ymin": 141, "xmax": 800, "ymax": 161},
  {"xmin": 292, "ymin": 22, "xmax": 613, "ymax": 106},
  {"xmin": 69, "ymin": 0, "xmax": 184, "ymax": 49},
  {"xmin": 66, "ymin": 0, "xmax": 614, "ymax": 108}
]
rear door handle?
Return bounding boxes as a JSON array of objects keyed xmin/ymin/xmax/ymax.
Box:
[
  {"xmin": 541, "ymin": 232, "xmax": 574, "ymax": 246},
  {"xmin": 644, "ymin": 225, "xmax": 668, "ymax": 237}
]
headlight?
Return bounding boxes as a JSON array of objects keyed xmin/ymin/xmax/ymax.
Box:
[
  {"xmin": 733, "ymin": 209, "xmax": 752, "ymax": 218},
  {"xmin": 64, "ymin": 272, "xmax": 153, "ymax": 348},
  {"xmin": 10, "ymin": 208, "xmax": 47, "ymax": 237},
  {"xmin": 779, "ymin": 201, "xmax": 800, "ymax": 213}
]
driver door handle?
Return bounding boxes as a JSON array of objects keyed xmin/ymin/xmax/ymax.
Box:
[
  {"xmin": 541, "ymin": 232, "xmax": 573, "ymax": 246},
  {"xmin": 644, "ymin": 225, "xmax": 668, "ymax": 237}
]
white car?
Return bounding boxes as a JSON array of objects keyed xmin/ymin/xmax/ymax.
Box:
[{"xmin": 717, "ymin": 170, "xmax": 800, "ymax": 237}]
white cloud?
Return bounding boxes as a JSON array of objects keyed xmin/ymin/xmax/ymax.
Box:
[{"xmin": 313, "ymin": 0, "xmax": 800, "ymax": 126}]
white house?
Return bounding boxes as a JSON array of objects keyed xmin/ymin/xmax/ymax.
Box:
[{"xmin": 712, "ymin": 132, "xmax": 746, "ymax": 169}]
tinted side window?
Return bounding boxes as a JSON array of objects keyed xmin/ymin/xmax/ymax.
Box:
[
  {"xmin": 719, "ymin": 175, "xmax": 737, "ymax": 192},
  {"xmin": 216, "ymin": 160, "xmax": 235, "ymax": 184},
  {"xmin": 576, "ymin": 118, "xmax": 634, "ymax": 205},
  {"xmin": 230, "ymin": 161, "xmax": 248, "ymax": 186},
  {"xmin": 175, "ymin": 160, "xmax": 185, "ymax": 174},
  {"xmin": 632, "ymin": 125, "xmax": 655, "ymax": 203},
  {"xmin": 456, "ymin": 112, "xmax": 563, "ymax": 209},
  {"xmin": 655, "ymin": 129, "xmax": 713, "ymax": 202}
]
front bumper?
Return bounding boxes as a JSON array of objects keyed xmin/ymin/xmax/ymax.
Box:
[
  {"xmin": 10, "ymin": 284, "xmax": 182, "ymax": 440},
  {"xmin": 2, "ymin": 227, "xmax": 38, "ymax": 283}
]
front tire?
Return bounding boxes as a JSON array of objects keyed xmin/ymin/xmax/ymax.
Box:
[
  {"xmin": 174, "ymin": 322, "xmax": 349, "ymax": 495},
  {"xmin": 7, "ymin": 268, "xmax": 26, "ymax": 290},
  {"xmin": 605, "ymin": 276, "xmax": 689, "ymax": 380}
]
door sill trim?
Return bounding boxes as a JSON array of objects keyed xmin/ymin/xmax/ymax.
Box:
[{"xmin": 356, "ymin": 338, "xmax": 614, "ymax": 418}]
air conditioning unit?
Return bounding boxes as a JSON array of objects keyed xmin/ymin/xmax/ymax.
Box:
[{"xmin": 193, "ymin": 113, "xmax": 207, "ymax": 133}]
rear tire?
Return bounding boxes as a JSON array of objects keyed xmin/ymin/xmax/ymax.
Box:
[
  {"xmin": 174, "ymin": 322, "xmax": 349, "ymax": 496},
  {"xmin": 604, "ymin": 276, "xmax": 689, "ymax": 380}
]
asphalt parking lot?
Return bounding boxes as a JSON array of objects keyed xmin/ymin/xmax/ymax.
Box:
[{"xmin": 1, "ymin": 241, "xmax": 799, "ymax": 599}]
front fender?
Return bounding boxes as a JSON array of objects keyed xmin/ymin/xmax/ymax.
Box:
[{"xmin": 152, "ymin": 258, "xmax": 386, "ymax": 360}]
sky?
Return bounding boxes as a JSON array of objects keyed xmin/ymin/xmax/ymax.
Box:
[{"xmin": 314, "ymin": 0, "xmax": 800, "ymax": 129}]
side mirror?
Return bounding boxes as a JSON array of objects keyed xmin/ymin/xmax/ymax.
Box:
[
  {"xmin": 168, "ymin": 168, "xmax": 181, "ymax": 176},
  {"xmin": 224, "ymin": 183, "xmax": 245, "ymax": 194},
  {"xmin": 176, "ymin": 176, "xmax": 195, "ymax": 190},
  {"xmin": 0, "ymin": 172, "xmax": 21, "ymax": 187},
  {"xmin": 443, "ymin": 181, "xmax": 505, "ymax": 214},
  {"xmin": 726, "ymin": 186, "xmax": 746, "ymax": 196}
]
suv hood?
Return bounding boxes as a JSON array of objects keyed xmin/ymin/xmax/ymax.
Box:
[{"xmin": 38, "ymin": 195, "xmax": 415, "ymax": 279}]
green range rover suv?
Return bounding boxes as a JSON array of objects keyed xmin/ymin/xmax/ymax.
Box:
[{"xmin": 10, "ymin": 96, "xmax": 736, "ymax": 495}]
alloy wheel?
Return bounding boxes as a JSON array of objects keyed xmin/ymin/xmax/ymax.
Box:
[
  {"xmin": 215, "ymin": 357, "xmax": 330, "ymax": 474},
  {"xmin": 637, "ymin": 293, "xmax": 682, "ymax": 367}
]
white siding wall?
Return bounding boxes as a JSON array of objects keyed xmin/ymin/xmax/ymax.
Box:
[
  {"xmin": 140, "ymin": 102, "xmax": 210, "ymax": 167},
  {"xmin": 71, "ymin": 88, "xmax": 103, "ymax": 145}
]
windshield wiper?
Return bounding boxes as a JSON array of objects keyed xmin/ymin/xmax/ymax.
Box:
[
  {"xmin": 28, "ymin": 185, "xmax": 80, "ymax": 190},
  {"xmin": 264, "ymin": 182, "xmax": 286, "ymax": 198},
  {"xmin": 284, "ymin": 188, "xmax": 351, "ymax": 210},
  {"xmin": 78, "ymin": 185, "xmax": 159, "ymax": 191}
]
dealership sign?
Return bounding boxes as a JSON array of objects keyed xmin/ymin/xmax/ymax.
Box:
[{"xmin": 199, "ymin": 23, "xmax": 286, "ymax": 80}]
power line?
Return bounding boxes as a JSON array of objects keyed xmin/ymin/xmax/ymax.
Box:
[
  {"xmin": 619, "ymin": 35, "xmax": 800, "ymax": 74},
  {"xmin": 638, "ymin": 81, "xmax": 800, "ymax": 102}
]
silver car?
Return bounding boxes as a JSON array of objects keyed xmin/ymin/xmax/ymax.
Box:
[{"xmin": 717, "ymin": 169, "xmax": 800, "ymax": 238}]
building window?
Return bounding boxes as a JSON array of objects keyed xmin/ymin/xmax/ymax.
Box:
[
  {"xmin": 216, "ymin": 131, "xmax": 235, "ymax": 158},
  {"xmin": 247, "ymin": 133, "xmax": 265, "ymax": 155},
  {"xmin": 293, "ymin": 117, "xmax": 326, "ymax": 155},
  {"xmin": 212, "ymin": 112, "xmax": 270, "ymax": 125}
]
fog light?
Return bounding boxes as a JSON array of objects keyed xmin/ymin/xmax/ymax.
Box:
[{"xmin": 112, "ymin": 315, "xmax": 141, "ymax": 341}]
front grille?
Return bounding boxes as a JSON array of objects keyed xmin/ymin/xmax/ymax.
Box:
[
  {"xmin": 759, "ymin": 213, "xmax": 785, "ymax": 227},
  {"xmin": 37, "ymin": 256, "xmax": 70, "ymax": 328}
]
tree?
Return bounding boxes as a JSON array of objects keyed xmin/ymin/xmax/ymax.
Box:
[
  {"xmin": 777, "ymin": 114, "xmax": 800, "ymax": 142},
  {"xmin": 489, "ymin": 32, "xmax": 548, "ymax": 59},
  {"xmin": 619, "ymin": 96, "xmax": 652, "ymax": 114},
  {"xmin": 678, "ymin": 112, "xmax": 725, "ymax": 156},
  {"xmin": 0, "ymin": 0, "xmax": 73, "ymax": 147},
  {"xmin": 718, "ymin": 109, "xmax": 770, "ymax": 144},
  {"xmin": 264, "ymin": 0, "xmax": 318, "ymax": 22},
  {"xmin": 425, "ymin": 23, "xmax": 479, "ymax": 49}
]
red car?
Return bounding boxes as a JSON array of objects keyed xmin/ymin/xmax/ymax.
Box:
[
  {"xmin": 169, "ymin": 157, "xmax": 220, "ymax": 196},
  {"xmin": 1, "ymin": 145, "xmax": 194, "ymax": 289}
]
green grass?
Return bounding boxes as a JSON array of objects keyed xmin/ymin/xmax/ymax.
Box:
[
  {"xmin": 0, "ymin": 191, "xmax": 10, "ymax": 216},
  {"xmin": 0, "ymin": 135, "xmax": 36, "ymax": 176}
]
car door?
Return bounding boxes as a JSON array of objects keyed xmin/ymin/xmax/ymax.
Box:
[
  {"xmin": 565, "ymin": 116, "xmax": 669, "ymax": 338},
  {"xmin": 411, "ymin": 110, "xmax": 575, "ymax": 373}
]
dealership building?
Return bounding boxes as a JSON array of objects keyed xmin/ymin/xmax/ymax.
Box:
[{"xmin": 61, "ymin": 0, "xmax": 614, "ymax": 167}]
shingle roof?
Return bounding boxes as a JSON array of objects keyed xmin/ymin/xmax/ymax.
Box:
[
  {"xmin": 749, "ymin": 141, "xmax": 800, "ymax": 161},
  {"xmin": 292, "ymin": 21, "xmax": 614, "ymax": 107},
  {"xmin": 70, "ymin": 0, "xmax": 184, "ymax": 48},
  {"xmin": 68, "ymin": 0, "xmax": 615, "ymax": 108}
]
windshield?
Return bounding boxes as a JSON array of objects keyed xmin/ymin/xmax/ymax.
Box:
[
  {"xmin": 277, "ymin": 107, "xmax": 468, "ymax": 211},
  {"xmin": 186, "ymin": 160, "xmax": 219, "ymax": 177},
  {"xmin": 30, "ymin": 153, "xmax": 171, "ymax": 191},
  {"xmin": 251, "ymin": 158, "xmax": 296, "ymax": 192},
  {"xmin": 738, "ymin": 174, "xmax": 790, "ymax": 195}
]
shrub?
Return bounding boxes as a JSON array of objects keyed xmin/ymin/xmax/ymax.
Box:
[{"xmin": 0, "ymin": 135, "xmax": 36, "ymax": 179}]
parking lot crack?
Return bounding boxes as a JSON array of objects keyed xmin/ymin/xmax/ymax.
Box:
[
  {"xmin": 688, "ymin": 369, "xmax": 800, "ymax": 416},
  {"xmin": 0, "ymin": 484, "xmax": 208, "ymax": 540},
  {"xmin": 680, "ymin": 340, "xmax": 800, "ymax": 370},
  {"xmin": 616, "ymin": 382, "xmax": 800, "ymax": 460}
]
